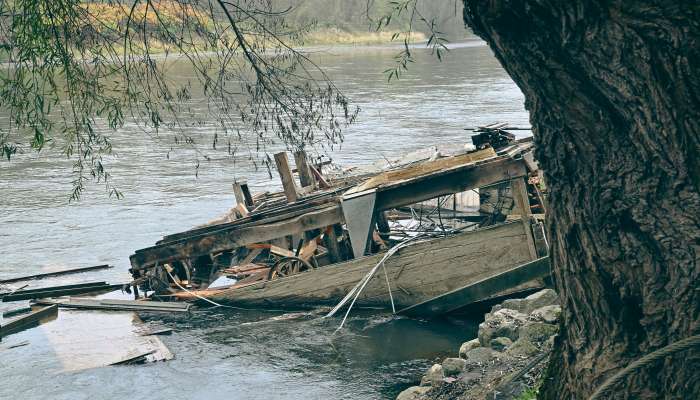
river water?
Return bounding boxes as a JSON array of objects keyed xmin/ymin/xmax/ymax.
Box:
[{"xmin": 0, "ymin": 39, "xmax": 529, "ymax": 399}]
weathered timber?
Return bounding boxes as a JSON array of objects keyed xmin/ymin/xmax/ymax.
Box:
[
  {"xmin": 274, "ymin": 152, "xmax": 299, "ymax": 203},
  {"xmin": 3, "ymin": 306, "xmax": 33, "ymax": 318},
  {"xmin": 132, "ymin": 155, "xmax": 530, "ymax": 271},
  {"xmin": 398, "ymin": 257, "xmax": 551, "ymax": 317},
  {"xmin": 511, "ymin": 177, "xmax": 539, "ymax": 259},
  {"xmin": 323, "ymin": 225, "xmax": 343, "ymax": 263},
  {"xmin": 2, "ymin": 282, "xmax": 125, "ymax": 302},
  {"xmin": 232, "ymin": 181, "xmax": 247, "ymax": 207},
  {"xmin": 131, "ymin": 204, "xmax": 344, "ymax": 269},
  {"xmin": 0, "ymin": 305, "xmax": 58, "ymax": 338},
  {"xmin": 157, "ymin": 191, "xmax": 343, "ymax": 245},
  {"xmin": 348, "ymin": 147, "xmax": 497, "ymax": 194},
  {"xmin": 109, "ymin": 350, "xmax": 157, "ymax": 366},
  {"xmin": 374, "ymin": 157, "xmax": 528, "ymax": 210},
  {"xmin": 0, "ymin": 264, "xmax": 113, "ymax": 284},
  {"xmin": 34, "ymin": 298, "xmax": 191, "ymax": 313},
  {"xmin": 206, "ymin": 222, "xmax": 542, "ymax": 309},
  {"xmin": 294, "ymin": 151, "xmax": 314, "ymax": 188}
]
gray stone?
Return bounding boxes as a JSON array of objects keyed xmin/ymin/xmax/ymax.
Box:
[
  {"xmin": 530, "ymin": 304, "xmax": 561, "ymax": 324},
  {"xmin": 460, "ymin": 371, "xmax": 483, "ymax": 385},
  {"xmin": 522, "ymin": 289, "xmax": 559, "ymax": 313},
  {"xmin": 396, "ymin": 386, "xmax": 430, "ymax": 400},
  {"xmin": 478, "ymin": 308, "xmax": 528, "ymax": 346},
  {"xmin": 489, "ymin": 336, "xmax": 513, "ymax": 351},
  {"xmin": 442, "ymin": 357, "xmax": 467, "ymax": 377},
  {"xmin": 420, "ymin": 363, "xmax": 444, "ymax": 387},
  {"xmin": 505, "ymin": 338, "xmax": 540, "ymax": 357},
  {"xmin": 490, "ymin": 289, "xmax": 559, "ymax": 316},
  {"xmin": 459, "ymin": 338, "xmax": 480, "ymax": 358},
  {"xmin": 519, "ymin": 322, "xmax": 558, "ymax": 344},
  {"xmin": 465, "ymin": 347, "xmax": 496, "ymax": 364}
]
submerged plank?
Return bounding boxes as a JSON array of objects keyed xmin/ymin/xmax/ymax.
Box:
[
  {"xmin": 34, "ymin": 298, "xmax": 190, "ymax": 313},
  {"xmin": 397, "ymin": 257, "xmax": 551, "ymax": 317},
  {"xmin": 0, "ymin": 305, "xmax": 58, "ymax": 338},
  {"xmin": 0, "ymin": 264, "xmax": 113, "ymax": 284}
]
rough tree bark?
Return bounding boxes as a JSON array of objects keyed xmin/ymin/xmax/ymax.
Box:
[{"xmin": 462, "ymin": 1, "xmax": 699, "ymax": 399}]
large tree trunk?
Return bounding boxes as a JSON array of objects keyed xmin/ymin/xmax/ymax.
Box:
[{"xmin": 462, "ymin": 1, "xmax": 699, "ymax": 399}]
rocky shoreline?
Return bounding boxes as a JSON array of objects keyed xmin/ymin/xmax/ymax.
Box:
[{"xmin": 397, "ymin": 289, "xmax": 561, "ymax": 400}]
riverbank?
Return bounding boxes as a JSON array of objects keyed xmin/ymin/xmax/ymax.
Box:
[{"xmin": 397, "ymin": 289, "xmax": 561, "ymax": 400}]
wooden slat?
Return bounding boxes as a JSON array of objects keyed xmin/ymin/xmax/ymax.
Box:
[
  {"xmin": 375, "ymin": 157, "xmax": 528, "ymax": 211},
  {"xmin": 0, "ymin": 305, "xmax": 58, "ymax": 338},
  {"xmin": 511, "ymin": 177, "xmax": 539, "ymax": 260},
  {"xmin": 0, "ymin": 265, "xmax": 113, "ymax": 284},
  {"xmin": 398, "ymin": 257, "xmax": 551, "ymax": 317},
  {"xmin": 274, "ymin": 152, "xmax": 299, "ymax": 203},
  {"xmin": 34, "ymin": 298, "xmax": 190, "ymax": 313},
  {"xmin": 294, "ymin": 151, "xmax": 314, "ymax": 188},
  {"xmin": 130, "ymin": 204, "xmax": 344, "ymax": 269},
  {"xmin": 348, "ymin": 147, "xmax": 497, "ymax": 194},
  {"xmin": 3, "ymin": 282, "xmax": 124, "ymax": 302}
]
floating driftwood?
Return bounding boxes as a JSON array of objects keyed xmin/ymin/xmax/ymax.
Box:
[
  {"xmin": 2, "ymin": 282, "xmax": 126, "ymax": 302},
  {"xmin": 0, "ymin": 305, "xmax": 58, "ymax": 338},
  {"xmin": 0, "ymin": 264, "xmax": 113, "ymax": 284},
  {"xmin": 34, "ymin": 298, "xmax": 191, "ymax": 313}
]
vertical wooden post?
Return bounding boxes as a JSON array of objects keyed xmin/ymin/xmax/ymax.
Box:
[
  {"xmin": 323, "ymin": 225, "xmax": 343, "ymax": 263},
  {"xmin": 274, "ymin": 152, "xmax": 299, "ymax": 203},
  {"xmin": 511, "ymin": 177, "xmax": 538, "ymax": 260},
  {"xmin": 294, "ymin": 151, "xmax": 314, "ymax": 188},
  {"xmin": 240, "ymin": 181, "xmax": 255, "ymax": 208},
  {"xmin": 376, "ymin": 211, "xmax": 391, "ymax": 241},
  {"xmin": 232, "ymin": 181, "xmax": 246, "ymax": 206}
]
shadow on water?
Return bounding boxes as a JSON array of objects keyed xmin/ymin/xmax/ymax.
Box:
[{"xmin": 136, "ymin": 306, "xmax": 482, "ymax": 399}]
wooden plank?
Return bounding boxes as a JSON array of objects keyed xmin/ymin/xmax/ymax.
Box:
[
  {"xmin": 3, "ymin": 282, "xmax": 124, "ymax": 302},
  {"xmin": 323, "ymin": 225, "xmax": 343, "ymax": 263},
  {"xmin": 34, "ymin": 298, "xmax": 190, "ymax": 313},
  {"xmin": 0, "ymin": 305, "xmax": 58, "ymax": 338},
  {"xmin": 348, "ymin": 147, "xmax": 497, "ymax": 194},
  {"xmin": 294, "ymin": 151, "xmax": 314, "ymax": 188},
  {"xmin": 397, "ymin": 257, "xmax": 551, "ymax": 317},
  {"xmin": 240, "ymin": 182, "xmax": 255, "ymax": 207},
  {"xmin": 232, "ymin": 181, "xmax": 247, "ymax": 206},
  {"xmin": 511, "ymin": 177, "xmax": 539, "ymax": 260},
  {"xmin": 0, "ymin": 265, "xmax": 113, "ymax": 284},
  {"xmin": 207, "ymin": 222, "xmax": 537, "ymax": 308},
  {"xmin": 130, "ymin": 204, "xmax": 344, "ymax": 269},
  {"xmin": 375, "ymin": 157, "xmax": 528, "ymax": 211},
  {"xmin": 274, "ymin": 152, "xmax": 299, "ymax": 203},
  {"xmin": 133, "ymin": 154, "xmax": 525, "ymax": 271}
]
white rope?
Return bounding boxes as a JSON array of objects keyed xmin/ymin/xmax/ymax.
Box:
[
  {"xmin": 382, "ymin": 263, "xmax": 396, "ymax": 314},
  {"xmin": 325, "ymin": 234, "xmax": 428, "ymax": 332}
]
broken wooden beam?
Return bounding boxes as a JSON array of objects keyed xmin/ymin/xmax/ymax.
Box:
[
  {"xmin": 33, "ymin": 298, "xmax": 191, "ymax": 313},
  {"xmin": 294, "ymin": 151, "xmax": 314, "ymax": 188},
  {"xmin": 374, "ymin": 157, "xmax": 528, "ymax": 211},
  {"xmin": 397, "ymin": 257, "xmax": 551, "ymax": 317},
  {"xmin": 2, "ymin": 282, "xmax": 126, "ymax": 302},
  {"xmin": 0, "ymin": 264, "xmax": 113, "ymax": 284},
  {"xmin": 130, "ymin": 203, "xmax": 344, "ymax": 270},
  {"xmin": 0, "ymin": 305, "xmax": 58, "ymax": 338},
  {"xmin": 274, "ymin": 152, "xmax": 299, "ymax": 203}
]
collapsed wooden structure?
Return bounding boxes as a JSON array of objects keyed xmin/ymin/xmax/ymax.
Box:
[{"xmin": 128, "ymin": 125, "xmax": 549, "ymax": 316}]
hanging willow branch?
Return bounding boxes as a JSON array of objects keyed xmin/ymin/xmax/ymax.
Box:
[{"xmin": 0, "ymin": 0, "xmax": 358, "ymax": 200}]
